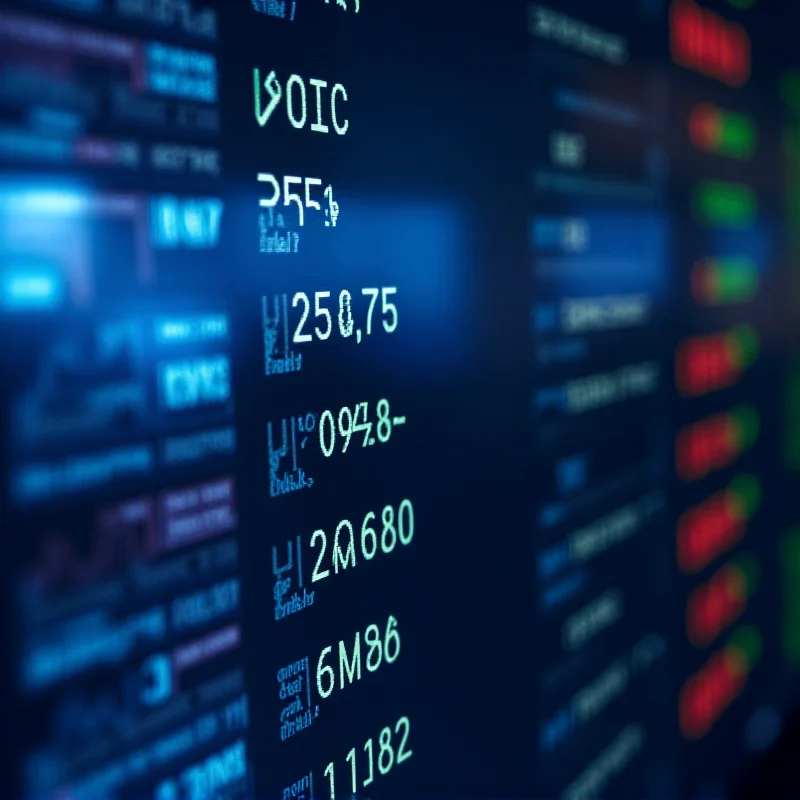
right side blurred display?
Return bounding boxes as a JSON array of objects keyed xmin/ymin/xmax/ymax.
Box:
[{"xmin": 528, "ymin": 1, "xmax": 800, "ymax": 797}]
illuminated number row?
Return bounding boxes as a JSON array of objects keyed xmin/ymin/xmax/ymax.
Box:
[
  {"xmin": 323, "ymin": 716, "xmax": 412, "ymax": 799},
  {"xmin": 311, "ymin": 499, "xmax": 415, "ymax": 582},
  {"xmin": 316, "ymin": 616, "xmax": 401, "ymax": 700},
  {"xmin": 257, "ymin": 174, "xmax": 339, "ymax": 227},
  {"xmin": 292, "ymin": 287, "xmax": 397, "ymax": 343},
  {"xmin": 253, "ymin": 69, "xmax": 349, "ymax": 134},
  {"xmin": 319, "ymin": 399, "xmax": 405, "ymax": 457}
]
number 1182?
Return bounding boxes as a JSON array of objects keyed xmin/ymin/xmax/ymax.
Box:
[{"xmin": 323, "ymin": 715, "xmax": 412, "ymax": 798}]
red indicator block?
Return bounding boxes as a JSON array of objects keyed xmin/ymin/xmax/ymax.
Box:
[
  {"xmin": 680, "ymin": 627, "xmax": 761, "ymax": 740},
  {"xmin": 678, "ymin": 475, "xmax": 760, "ymax": 574},
  {"xmin": 677, "ymin": 406, "xmax": 759, "ymax": 482},
  {"xmin": 680, "ymin": 646, "xmax": 746, "ymax": 739},
  {"xmin": 690, "ymin": 103, "xmax": 724, "ymax": 151},
  {"xmin": 676, "ymin": 326, "xmax": 759, "ymax": 397},
  {"xmin": 687, "ymin": 558, "xmax": 758, "ymax": 647},
  {"xmin": 670, "ymin": 0, "xmax": 751, "ymax": 88}
]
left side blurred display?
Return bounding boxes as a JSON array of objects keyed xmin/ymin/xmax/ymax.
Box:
[{"xmin": 0, "ymin": 3, "xmax": 249, "ymax": 799}]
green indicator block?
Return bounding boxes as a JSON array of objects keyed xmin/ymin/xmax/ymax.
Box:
[
  {"xmin": 720, "ymin": 113, "xmax": 757, "ymax": 160},
  {"xmin": 698, "ymin": 257, "xmax": 759, "ymax": 305},
  {"xmin": 730, "ymin": 324, "xmax": 760, "ymax": 367},
  {"xmin": 727, "ymin": 0, "xmax": 757, "ymax": 7},
  {"xmin": 729, "ymin": 474, "xmax": 761, "ymax": 517},
  {"xmin": 728, "ymin": 626, "xmax": 762, "ymax": 671},
  {"xmin": 694, "ymin": 181, "xmax": 757, "ymax": 228},
  {"xmin": 693, "ymin": 105, "xmax": 757, "ymax": 160},
  {"xmin": 717, "ymin": 258, "xmax": 759, "ymax": 303},
  {"xmin": 732, "ymin": 404, "xmax": 760, "ymax": 449}
]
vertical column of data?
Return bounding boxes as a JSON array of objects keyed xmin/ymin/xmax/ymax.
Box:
[
  {"xmin": 782, "ymin": 70, "xmax": 800, "ymax": 481},
  {"xmin": 233, "ymin": 2, "xmax": 421, "ymax": 798},
  {"xmin": 780, "ymin": 65, "xmax": 800, "ymax": 684},
  {"xmin": 669, "ymin": 0, "xmax": 783, "ymax": 790},
  {"xmin": 528, "ymin": 3, "xmax": 673, "ymax": 797},
  {"xmin": 0, "ymin": 2, "xmax": 252, "ymax": 799}
]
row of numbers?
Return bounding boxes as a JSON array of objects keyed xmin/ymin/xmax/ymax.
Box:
[
  {"xmin": 323, "ymin": 716, "xmax": 412, "ymax": 799},
  {"xmin": 319, "ymin": 399, "xmax": 406, "ymax": 456},
  {"xmin": 316, "ymin": 615, "xmax": 401, "ymax": 699},
  {"xmin": 311, "ymin": 499, "xmax": 415, "ymax": 582},
  {"xmin": 258, "ymin": 173, "xmax": 340, "ymax": 227},
  {"xmin": 293, "ymin": 287, "xmax": 398, "ymax": 345}
]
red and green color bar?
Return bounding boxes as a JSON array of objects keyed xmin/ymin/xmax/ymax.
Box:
[
  {"xmin": 676, "ymin": 405, "xmax": 760, "ymax": 482},
  {"xmin": 680, "ymin": 626, "xmax": 761, "ymax": 740},
  {"xmin": 676, "ymin": 325, "xmax": 760, "ymax": 397},
  {"xmin": 689, "ymin": 104, "xmax": 757, "ymax": 160},
  {"xmin": 692, "ymin": 257, "xmax": 759, "ymax": 306},
  {"xmin": 687, "ymin": 554, "xmax": 759, "ymax": 648},
  {"xmin": 678, "ymin": 474, "xmax": 761, "ymax": 574}
]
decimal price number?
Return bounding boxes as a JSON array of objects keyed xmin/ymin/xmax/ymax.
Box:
[
  {"xmin": 324, "ymin": 716, "xmax": 412, "ymax": 799},
  {"xmin": 258, "ymin": 173, "xmax": 339, "ymax": 227},
  {"xmin": 320, "ymin": 399, "xmax": 406, "ymax": 456},
  {"xmin": 292, "ymin": 287, "xmax": 397, "ymax": 344},
  {"xmin": 316, "ymin": 615, "xmax": 400, "ymax": 700}
]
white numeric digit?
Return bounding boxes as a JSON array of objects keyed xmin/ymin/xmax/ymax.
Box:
[
  {"xmin": 284, "ymin": 175, "xmax": 304, "ymax": 225},
  {"xmin": 362, "ymin": 288, "xmax": 379, "ymax": 334},
  {"xmin": 257, "ymin": 172, "xmax": 280, "ymax": 207},
  {"xmin": 305, "ymin": 177, "xmax": 322, "ymax": 211}
]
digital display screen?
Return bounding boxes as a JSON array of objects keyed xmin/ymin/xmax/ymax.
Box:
[{"xmin": 3, "ymin": 1, "xmax": 800, "ymax": 798}]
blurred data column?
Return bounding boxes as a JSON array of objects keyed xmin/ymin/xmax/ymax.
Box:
[{"xmin": 528, "ymin": 2, "xmax": 673, "ymax": 797}]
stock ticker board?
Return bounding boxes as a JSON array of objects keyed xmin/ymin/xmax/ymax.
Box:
[{"xmin": 2, "ymin": 0, "xmax": 800, "ymax": 798}]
